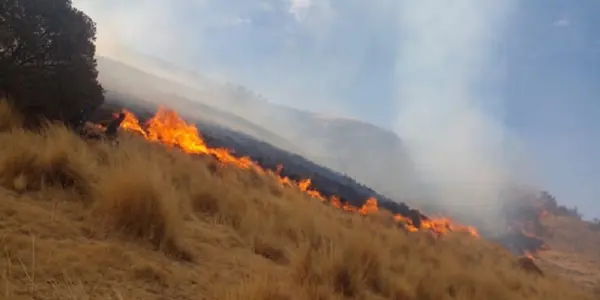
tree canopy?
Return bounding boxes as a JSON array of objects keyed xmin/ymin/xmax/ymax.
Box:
[{"xmin": 0, "ymin": 0, "xmax": 103, "ymax": 126}]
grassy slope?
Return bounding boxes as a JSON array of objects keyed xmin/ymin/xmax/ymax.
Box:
[
  {"xmin": 97, "ymin": 57, "xmax": 420, "ymax": 201},
  {"xmin": 536, "ymin": 215, "xmax": 600, "ymax": 294},
  {"xmin": 0, "ymin": 101, "xmax": 593, "ymax": 300}
]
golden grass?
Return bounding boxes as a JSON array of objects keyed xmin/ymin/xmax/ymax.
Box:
[
  {"xmin": 535, "ymin": 215, "xmax": 600, "ymax": 294},
  {"xmin": 0, "ymin": 125, "xmax": 98, "ymax": 196},
  {"xmin": 0, "ymin": 101, "xmax": 594, "ymax": 299}
]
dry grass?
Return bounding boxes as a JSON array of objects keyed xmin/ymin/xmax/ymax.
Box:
[
  {"xmin": 535, "ymin": 215, "xmax": 600, "ymax": 295},
  {"xmin": 0, "ymin": 102, "xmax": 594, "ymax": 299}
]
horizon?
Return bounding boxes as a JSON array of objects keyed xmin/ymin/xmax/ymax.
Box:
[{"xmin": 73, "ymin": 0, "xmax": 600, "ymax": 219}]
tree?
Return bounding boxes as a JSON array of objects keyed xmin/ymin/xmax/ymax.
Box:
[{"xmin": 0, "ymin": 0, "xmax": 103, "ymax": 127}]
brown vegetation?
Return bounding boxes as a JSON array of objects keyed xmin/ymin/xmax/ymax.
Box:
[
  {"xmin": 535, "ymin": 214, "xmax": 600, "ymax": 294},
  {"xmin": 0, "ymin": 102, "xmax": 593, "ymax": 299}
]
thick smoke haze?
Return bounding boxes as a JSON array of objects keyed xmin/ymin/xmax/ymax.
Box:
[
  {"xmin": 393, "ymin": 0, "xmax": 535, "ymax": 223},
  {"xmin": 74, "ymin": 0, "xmax": 538, "ymax": 210},
  {"xmin": 71, "ymin": 0, "xmax": 600, "ymax": 220}
]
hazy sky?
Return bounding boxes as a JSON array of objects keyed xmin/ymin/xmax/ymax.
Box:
[{"xmin": 73, "ymin": 0, "xmax": 600, "ymax": 218}]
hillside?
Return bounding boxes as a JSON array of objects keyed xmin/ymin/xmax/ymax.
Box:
[
  {"xmin": 96, "ymin": 56, "xmax": 422, "ymax": 200},
  {"xmin": 91, "ymin": 100, "xmax": 550, "ymax": 255},
  {"xmin": 96, "ymin": 58, "xmax": 306, "ymax": 157},
  {"xmin": 0, "ymin": 101, "xmax": 594, "ymax": 300},
  {"xmin": 537, "ymin": 215, "xmax": 600, "ymax": 293},
  {"xmin": 91, "ymin": 100, "xmax": 392, "ymax": 212},
  {"xmin": 512, "ymin": 193, "xmax": 600, "ymax": 294}
]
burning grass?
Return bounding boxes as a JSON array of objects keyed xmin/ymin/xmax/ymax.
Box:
[
  {"xmin": 0, "ymin": 102, "xmax": 594, "ymax": 299},
  {"xmin": 119, "ymin": 107, "xmax": 480, "ymax": 237}
]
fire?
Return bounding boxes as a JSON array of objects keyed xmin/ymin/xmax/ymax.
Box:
[
  {"xmin": 522, "ymin": 246, "xmax": 548, "ymax": 260},
  {"xmin": 523, "ymin": 250, "xmax": 535, "ymax": 260},
  {"xmin": 119, "ymin": 107, "xmax": 479, "ymax": 237}
]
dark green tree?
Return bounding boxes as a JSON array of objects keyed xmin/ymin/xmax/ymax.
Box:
[{"xmin": 0, "ymin": 0, "xmax": 103, "ymax": 127}]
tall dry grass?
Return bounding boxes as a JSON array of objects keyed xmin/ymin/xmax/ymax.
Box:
[{"xmin": 0, "ymin": 101, "xmax": 593, "ymax": 299}]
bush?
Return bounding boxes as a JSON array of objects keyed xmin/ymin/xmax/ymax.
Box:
[{"xmin": 0, "ymin": 0, "xmax": 104, "ymax": 127}]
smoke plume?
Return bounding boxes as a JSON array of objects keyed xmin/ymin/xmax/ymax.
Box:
[
  {"xmin": 393, "ymin": 1, "xmax": 535, "ymax": 224},
  {"xmin": 72, "ymin": 0, "xmax": 543, "ymax": 227}
]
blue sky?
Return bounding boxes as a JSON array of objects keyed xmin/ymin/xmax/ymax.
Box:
[
  {"xmin": 73, "ymin": 0, "xmax": 600, "ymax": 218},
  {"xmin": 504, "ymin": 0, "xmax": 600, "ymax": 218}
]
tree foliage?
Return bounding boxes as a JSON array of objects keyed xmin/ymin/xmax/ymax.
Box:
[{"xmin": 0, "ymin": 0, "xmax": 103, "ymax": 126}]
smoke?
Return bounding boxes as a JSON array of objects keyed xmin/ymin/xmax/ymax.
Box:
[
  {"xmin": 392, "ymin": 1, "xmax": 536, "ymax": 224},
  {"xmin": 73, "ymin": 0, "xmax": 362, "ymax": 124},
  {"xmin": 71, "ymin": 0, "xmax": 544, "ymax": 226},
  {"xmin": 73, "ymin": 0, "xmax": 204, "ymax": 60}
]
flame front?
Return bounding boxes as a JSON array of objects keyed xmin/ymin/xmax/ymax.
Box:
[{"xmin": 119, "ymin": 107, "xmax": 478, "ymax": 237}]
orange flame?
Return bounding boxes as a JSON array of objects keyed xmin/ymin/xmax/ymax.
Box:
[
  {"xmin": 523, "ymin": 250, "xmax": 535, "ymax": 260},
  {"xmin": 119, "ymin": 107, "xmax": 478, "ymax": 237}
]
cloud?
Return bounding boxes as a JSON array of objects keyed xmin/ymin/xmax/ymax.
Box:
[
  {"xmin": 553, "ymin": 17, "xmax": 570, "ymax": 27},
  {"xmin": 289, "ymin": 0, "xmax": 312, "ymax": 20},
  {"xmin": 224, "ymin": 16, "xmax": 253, "ymax": 27}
]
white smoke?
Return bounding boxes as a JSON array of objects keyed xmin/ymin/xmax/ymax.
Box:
[
  {"xmin": 393, "ymin": 1, "xmax": 533, "ymax": 221},
  {"xmin": 72, "ymin": 0, "xmax": 542, "ymax": 224}
]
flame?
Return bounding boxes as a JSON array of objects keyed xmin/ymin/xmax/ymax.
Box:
[
  {"xmin": 118, "ymin": 107, "xmax": 479, "ymax": 237},
  {"xmin": 506, "ymin": 218, "xmax": 550, "ymax": 255},
  {"xmin": 523, "ymin": 250, "xmax": 535, "ymax": 260}
]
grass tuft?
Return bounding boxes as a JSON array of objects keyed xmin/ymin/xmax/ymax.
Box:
[
  {"xmin": 92, "ymin": 154, "xmax": 190, "ymax": 260},
  {"xmin": 0, "ymin": 125, "xmax": 97, "ymax": 197}
]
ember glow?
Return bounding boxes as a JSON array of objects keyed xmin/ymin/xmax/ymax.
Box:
[{"xmin": 119, "ymin": 107, "xmax": 479, "ymax": 237}]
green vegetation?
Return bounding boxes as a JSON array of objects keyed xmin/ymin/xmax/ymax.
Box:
[{"xmin": 0, "ymin": 0, "xmax": 103, "ymax": 127}]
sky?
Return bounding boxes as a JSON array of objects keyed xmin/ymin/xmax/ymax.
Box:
[{"xmin": 72, "ymin": 0, "xmax": 600, "ymax": 219}]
